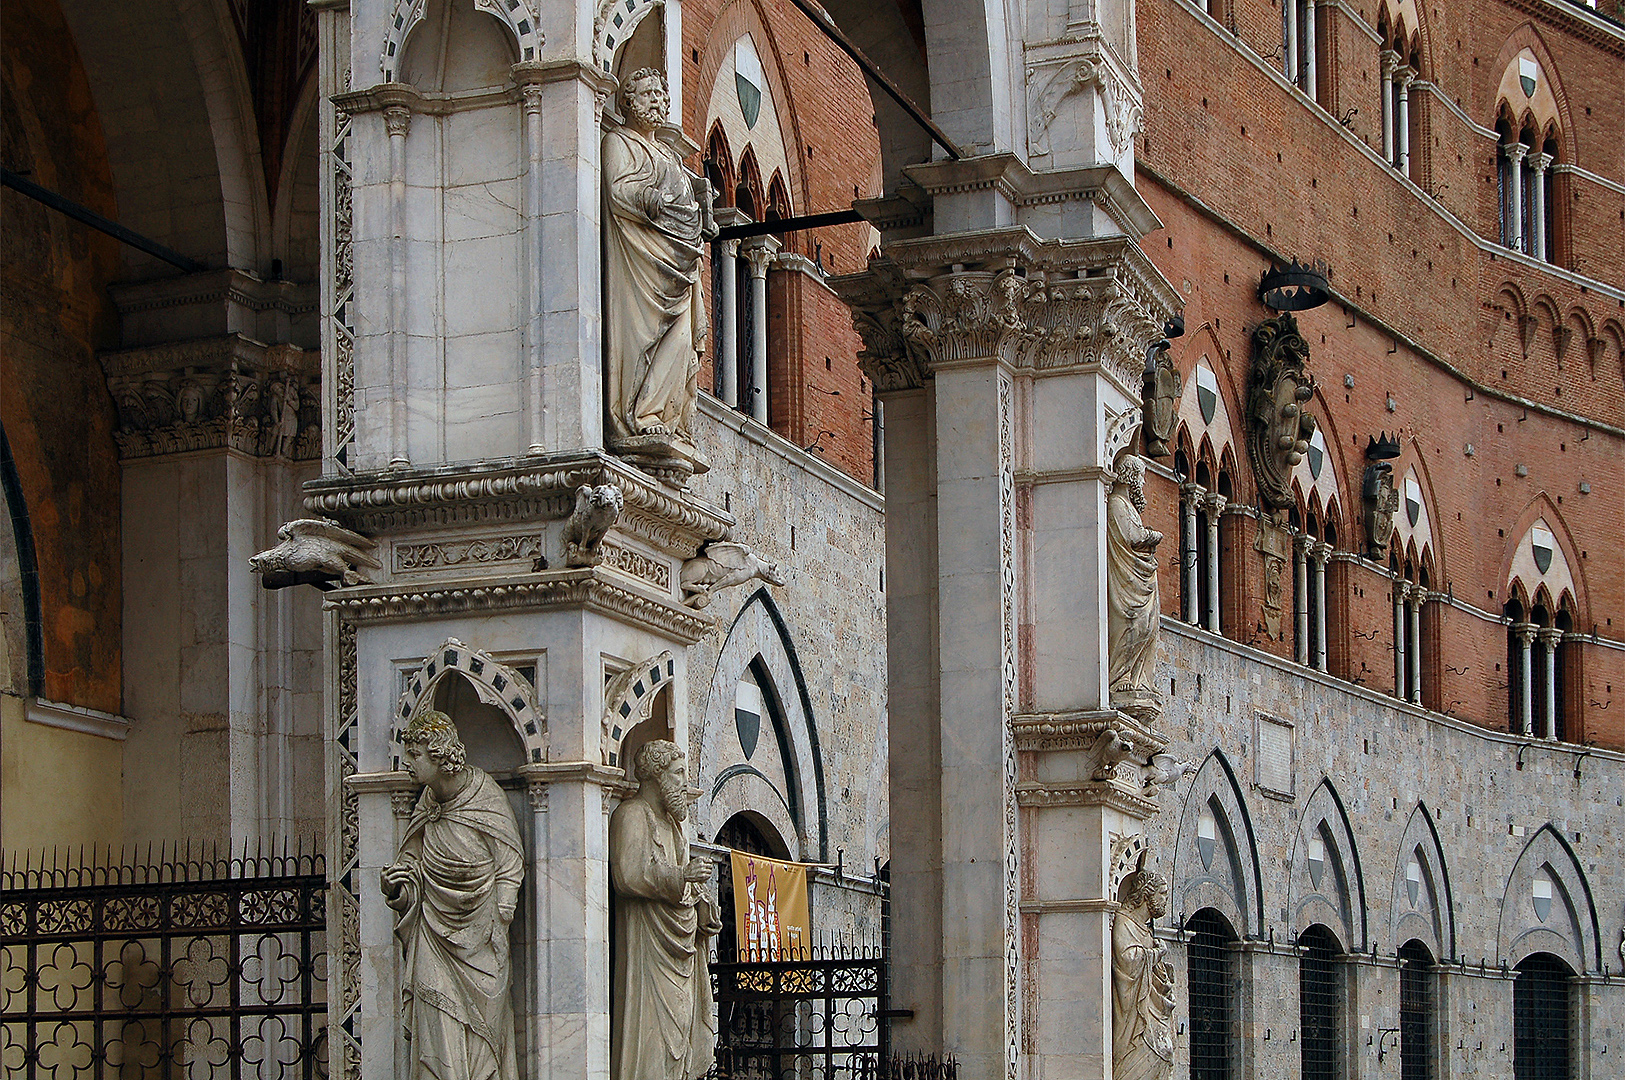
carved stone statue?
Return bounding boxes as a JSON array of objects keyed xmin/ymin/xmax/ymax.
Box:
[
  {"xmin": 610, "ymin": 741, "xmax": 722, "ymax": 1080},
  {"xmin": 249, "ymin": 518, "xmax": 381, "ymax": 588},
  {"xmin": 382, "ymin": 711, "xmax": 524, "ymax": 1080},
  {"xmin": 680, "ymin": 541, "xmax": 785, "ymax": 608},
  {"xmin": 1246, "ymin": 313, "xmax": 1316, "ymax": 510},
  {"xmin": 1142, "ymin": 341, "xmax": 1182, "ymax": 459},
  {"xmin": 562, "ymin": 483, "xmax": 624, "ymax": 567},
  {"xmin": 603, "ymin": 68, "xmax": 715, "ymax": 467},
  {"xmin": 1113, "ymin": 862, "xmax": 1175, "ymax": 1080},
  {"xmin": 1107, "ymin": 457, "xmax": 1163, "ymax": 718},
  {"xmin": 1363, "ymin": 461, "xmax": 1400, "ymax": 560},
  {"xmin": 1254, "ymin": 514, "xmax": 1293, "ymax": 640}
]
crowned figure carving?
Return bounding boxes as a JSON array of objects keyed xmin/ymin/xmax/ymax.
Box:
[
  {"xmin": 1246, "ymin": 314, "xmax": 1317, "ymax": 510},
  {"xmin": 1363, "ymin": 460, "xmax": 1401, "ymax": 560},
  {"xmin": 602, "ymin": 67, "xmax": 716, "ymax": 478}
]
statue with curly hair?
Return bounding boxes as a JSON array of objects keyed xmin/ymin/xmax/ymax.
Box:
[
  {"xmin": 1112, "ymin": 860, "xmax": 1176, "ymax": 1080},
  {"xmin": 610, "ymin": 740, "xmax": 721, "ymax": 1080},
  {"xmin": 383, "ymin": 710, "xmax": 524, "ymax": 1080}
]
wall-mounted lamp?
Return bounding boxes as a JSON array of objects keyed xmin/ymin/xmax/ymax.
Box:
[{"xmin": 1376, "ymin": 1028, "xmax": 1401, "ymax": 1062}]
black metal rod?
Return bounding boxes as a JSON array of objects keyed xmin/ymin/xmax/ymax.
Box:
[
  {"xmin": 779, "ymin": 0, "xmax": 962, "ymax": 160},
  {"xmin": 2, "ymin": 167, "xmax": 206, "ymax": 273},
  {"xmin": 715, "ymin": 209, "xmax": 865, "ymax": 242}
]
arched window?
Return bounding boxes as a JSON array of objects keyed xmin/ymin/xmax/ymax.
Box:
[
  {"xmin": 1298, "ymin": 925, "xmax": 1343, "ymax": 1080},
  {"xmin": 1187, "ymin": 909, "xmax": 1238, "ymax": 1079},
  {"xmin": 1513, "ymin": 953, "xmax": 1573, "ymax": 1079},
  {"xmin": 1398, "ymin": 939, "xmax": 1437, "ymax": 1080},
  {"xmin": 1378, "ymin": 29, "xmax": 1422, "ymax": 178}
]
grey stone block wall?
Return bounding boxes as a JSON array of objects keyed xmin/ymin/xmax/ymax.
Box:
[{"xmin": 1149, "ymin": 621, "xmax": 1624, "ymax": 1078}]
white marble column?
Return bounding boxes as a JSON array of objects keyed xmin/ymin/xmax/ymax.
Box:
[
  {"xmin": 1408, "ymin": 590, "xmax": 1423, "ymax": 705},
  {"xmin": 717, "ymin": 238, "xmax": 740, "ymax": 407},
  {"xmin": 1514, "ymin": 622, "xmax": 1536, "ymax": 735},
  {"xmin": 1293, "ymin": 534, "xmax": 1311, "ymax": 665},
  {"xmin": 384, "ymin": 103, "xmax": 411, "ymax": 468},
  {"xmin": 1539, "ymin": 628, "xmax": 1562, "ymax": 740},
  {"xmin": 1380, "ymin": 50, "xmax": 1399, "ymax": 164},
  {"xmin": 1181, "ymin": 483, "xmax": 1201, "ymax": 625},
  {"xmin": 1505, "ymin": 143, "xmax": 1530, "ymax": 252},
  {"xmin": 1394, "ymin": 583, "xmax": 1409, "ymax": 697},
  {"xmin": 1204, "ymin": 493, "xmax": 1225, "ymax": 633},
  {"xmin": 1396, "ymin": 68, "xmax": 1415, "ymax": 177},
  {"xmin": 1284, "ymin": 0, "xmax": 1299, "ymax": 84},
  {"xmin": 1303, "ymin": 0, "xmax": 1317, "ymax": 99},
  {"xmin": 741, "ymin": 237, "xmax": 778, "ymax": 424},
  {"xmin": 520, "ymin": 81, "xmax": 546, "ymax": 454},
  {"xmin": 1313, "ymin": 542, "xmax": 1330, "ymax": 672},
  {"xmin": 1530, "ymin": 152, "xmax": 1553, "ymax": 262}
]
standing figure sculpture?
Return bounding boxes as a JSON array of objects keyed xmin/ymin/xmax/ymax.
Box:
[
  {"xmin": 603, "ymin": 68, "xmax": 715, "ymax": 462},
  {"xmin": 1112, "ymin": 862, "xmax": 1176, "ymax": 1080},
  {"xmin": 610, "ymin": 740, "xmax": 722, "ymax": 1080},
  {"xmin": 1107, "ymin": 456, "xmax": 1164, "ymax": 719},
  {"xmin": 382, "ymin": 711, "xmax": 524, "ymax": 1080}
]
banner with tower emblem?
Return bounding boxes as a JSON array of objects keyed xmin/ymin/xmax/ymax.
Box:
[{"xmin": 730, "ymin": 850, "xmax": 811, "ymax": 960}]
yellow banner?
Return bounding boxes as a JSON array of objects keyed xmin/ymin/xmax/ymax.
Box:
[{"xmin": 729, "ymin": 850, "xmax": 811, "ymax": 961}]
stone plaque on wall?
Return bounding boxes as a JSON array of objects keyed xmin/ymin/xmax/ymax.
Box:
[{"xmin": 1255, "ymin": 713, "xmax": 1294, "ymax": 799}]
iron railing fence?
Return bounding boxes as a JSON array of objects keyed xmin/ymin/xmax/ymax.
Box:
[{"xmin": 0, "ymin": 840, "xmax": 328, "ymax": 1079}]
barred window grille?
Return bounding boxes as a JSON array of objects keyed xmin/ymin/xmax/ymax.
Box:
[
  {"xmin": 1398, "ymin": 939, "xmax": 1435, "ymax": 1080},
  {"xmin": 1298, "ymin": 925, "xmax": 1342, "ymax": 1080},
  {"xmin": 1514, "ymin": 953, "xmax": 1573, "ymax": 1080},
  {"xmin": 1186, "ymin": 909, "xmax": 1237, "ymax": 1080}
]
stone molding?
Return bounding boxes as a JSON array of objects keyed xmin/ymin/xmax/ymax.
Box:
[
  {"xmin": 832, "ymin": 227, "xmax": 1177, "ymax": 394},
  {"xmin": 323, "ymin": 568, "xmax": 713, "ymax": 642},
  {"xmin": 515, "ymin": 759, "xmax": 635, "ymax": 794},
  {"xmin": 1014, "ymin": 779, "xmax": 1161, "ymax": 816},
  {"xmin": 109, "ymin": 269, "xmax": 318, "ymax": 320},
  {"xmin": 598, "ymin": 539, "xmax": 672, "ymax": 590},
  {"xmin": 1011, "ymin": 708, "xmax": 1166, "ymax": 757},
  {"xmin": 393, "ymin": 534, "xmax": 542, "ymax": 573},
  {"xmin": 901, "ymin": 158, "xmax": 1161, "ymax": 239},
  {"xmin": 101, "ymin": 334, "xmax": 320, "ymax": 461},
  {"xmin": 304, "ymin": 452, "xmax": 732, "ymax": 553},
  {"xmin": 25, "ymin": 698, "xmax": 132, "ymax": 741}
]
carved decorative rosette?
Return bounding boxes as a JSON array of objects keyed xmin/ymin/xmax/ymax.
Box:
[
  {"xmin": 1246, "ymin": 313, "xmax": 1318, "ymax": 510},
  {"xmin": 831, "ymin": 230, "xmax": 1177, "ymax": 394}
]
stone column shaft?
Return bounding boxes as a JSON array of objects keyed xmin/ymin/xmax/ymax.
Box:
[
  {"xmin": 1396, "ymin": 68, "xmax": 1415, "ymax": 176},
  {"xmin": 1539, "ymin": 628, "xmax": 1562, "ymax": 740},
  {"xmin": 1284, "ymin": 0, "xmax": 1299, "ymax": 86},
  {"xmin": 1505, "ymin": 143, "xmax": 1530, "ymax": 252},
  {"xmin": 385, "ymin": 105, "xmax": 410, "ymax": 467},
  {"xmin": 1204, "ymin": 493, "xmax": 1225, "ymax": 633},
  {"xmin": 1408, "ymin": 593, "xmax": 1423, "ymax": 704},
  {"xmin": 1181, "ymin": 483, "xmax": 1201, "ymax": 625},
  {"xmin": 717, "ymin": 239, "xmax": 740, "ymax": 408},
  {"xmin": 1303, "ymin": 0, "xmax": 1317, "ymax": 98},
  {"xmin": 1293, "ymin": 536, "xmax": 1310, "ymax": 665},
  {"xmin": 1380, "ymin": 50, "xmax": 1399, "ymax": 163},
  {"xmin": 522, "ymin": 84, "xmax": 546, "ymax": 454},
  {"xmin": 1514, "ymin": 622, "xmax": 1537, "ymax": 736},
  {"xmin": 742, "ymin": 239, "xmax": 776, "ymax": 424},
  {"xmin": 1312, "ymin": 543, "xmax": 1330, "ymax": 672},
  {"xmin": 1394, "ymin": 583, "xmax": 1409, "ymax": 697},
  {"xmin": 1530, "ymin": 152, "xmax": 1553, "ymax": 262}
]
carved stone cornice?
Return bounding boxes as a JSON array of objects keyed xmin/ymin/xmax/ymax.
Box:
[
  {"xmin": 100, "ymin": 334, "xmax": 319, "ymax": 461},
  {"xmin": 1014, "ymin": 780, "xmax": 1161, "ymax": 816},
  {"xmin": 323, "ymin": 566, "xmax": 714, "ymax": 642},
  {"xmin": 1010, "ymin": 708, "xmax": 1166, "ymax": 757},
  {"xmin": 303, "ymin": 451, "xmax": 732, "ymax": 553},
  {"xmin": 830, "ymin": 226, "xmax": 1177, "ymax": 394}
]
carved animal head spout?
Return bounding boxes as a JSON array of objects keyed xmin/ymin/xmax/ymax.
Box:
[{"xmin": 249, "ymin": 518, "xmax": 380, "ymax": 590}]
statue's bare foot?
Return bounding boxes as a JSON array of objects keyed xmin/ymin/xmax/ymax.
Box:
[{"xmin": 637, "ymin": 423, "xmax": 671, "ymax": 437}]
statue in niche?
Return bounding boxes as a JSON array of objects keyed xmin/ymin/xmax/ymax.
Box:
[
  {"xmin": 1112, "ymin": 859, "xmax": 1175, "ymax": 1080},
  {"xmin": 610, "ymin": 740, "xmax": 721, "ymax": 1080},
  {"xmin": 382, "ymin": 711, "xmax": 524, "ymax": 1080},
  {"xmin": 1363, "ymin": 461, "xmax": 1400, "ymax": 560},
  {"xmin": 1141, "ymin": 339, "xmax": 1182, "ymax": 459},
  {"xmin": 1107, "ymin": 456, "xmax": 1164, "ymax": 720},
  {"xmin": 603, "ymin": 67, "xmax": 716, "ymax": 470}
]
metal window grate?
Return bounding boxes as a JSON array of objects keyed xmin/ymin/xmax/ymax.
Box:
[
  {"xmin": 1186, "ymin": 910, "xmax": 1235, "ymax": 1080},
  {"xmin": 1514, "ymin": 954, "xmax": 1572, "ymax": 1080},
  {"xmin": 1298, "ymin": 926, "xmax": 1341, "ymax": 1080},
  {"xmin": 1398, "ymin": 940, "xmax": 1435, "ymax": 1080}
]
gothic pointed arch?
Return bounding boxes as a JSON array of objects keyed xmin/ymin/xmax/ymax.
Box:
[
  {"xmin": 1288, "ymin": 778, "xmax": 1368, "ymax": 951},
  {"xmin": 393, "ymin": 638, "xmax": 547, "ymax": 768},
  {"xmin": 1498, "ymin": 823, "xmax": 1600, "ymax": 973},
  {"xmin": 1172, "ymin": 749, "xmax": 1265, "ymax": 938},
  {"xmin": 1390, "ymin": 802, "xmax": 1456, "ymax": 960},
  {"xmin": 1499, "ymin": 495, "xmax": 1587, "ymax": 620},
  {"xmin": 695, "ymin": 588, "xmax": 829, "ymax": 861},
  {"xmin": 1489, "ymin": 25, "xmax": 1574, "ymax": 149}
]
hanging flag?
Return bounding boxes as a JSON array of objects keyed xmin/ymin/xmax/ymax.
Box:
[
  {"xmin": 730, "ymin": 850, "xmax": 811, "ymax": 961},
  {"xmin": 1519, "ymin": 56, "xmax": 1539, "ymax": 99},
  {"xmin": 1531, "ymin": 524, "xmax": 1555, "ymax": 575},
  {"xmin": 734, "ymin": 37, "xmax": 765, "ymax": 130}
]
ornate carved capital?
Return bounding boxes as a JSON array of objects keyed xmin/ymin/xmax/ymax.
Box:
[
  {"xmin": 383, "ymin": 104, "xmax": 412, "ymax": 138},
  {"xmin": 1246, "ymin": 313, "xmax": 1317, "ymax": 510},
  {"xmin": 100, "ymin": 334, "xmax": 320, "ymax": 461}
]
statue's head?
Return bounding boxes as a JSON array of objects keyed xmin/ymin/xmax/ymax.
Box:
[
  {"xmin": 633, "ymin": 739, "xmax": 689, "ymax": 821},
  {"xmin": 1117, "ymin": 455, "xmax": 1147, "ymax": 512},
  {"xmin": 401, "ymin": 709, "xmax": 468, "ymax": 783},
  {"xmin": 1123, "ymin": 866, "xmax": 1170, "ymax": 920},
  {"xmin": 621, "ymin": 67, "xmax": 669, "ymax": 131}
]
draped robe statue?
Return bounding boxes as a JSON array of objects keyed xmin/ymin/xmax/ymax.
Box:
[
  {"xmin": 603, "ymin": 68, "xmax": 714, "ymax": 454},
  {"xmin": 610, "ymin": 740, "xmax": 721, "ymax": 1080},
  {"xmin": 1112, "ymin": 867, "xmax": 1176, "ymax": 1080},
  {"xmin": 383, "ymin": 711, "xmax": 524, "ymax": 1080},
  {"xmin": 1108, "ymin": 456, "xmax": 1164, "ymax": 717}
]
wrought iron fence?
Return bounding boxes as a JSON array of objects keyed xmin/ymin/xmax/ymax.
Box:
[
  {"xmin": 710, "ymin": 945, "xmax": 890, "ymax": 1080},
  {"xmin": 0, "ymin": 841, "xmax": 328, "ymax": 1079}
]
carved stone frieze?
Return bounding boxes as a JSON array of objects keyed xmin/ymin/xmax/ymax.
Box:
[
  {"xmin": 1246, "ymin": 314, "xmax": 1317, "ymax": 510},
  {"xmin": 324, "ymin": 569, "xmax": 713, "ymax": 642},
  {"xmin": 101, "ymin": 335, "xmax": 320, "ymax": 461},
  {"xmin": 393, "ymin": 534, "xmax": 543, "ymax": 573},
  {"xmin": 598, "ymin": 540, "xmax": 672, "ymax": 590},
  {"xmin": 1024, "ymin": 35, "xmax": 1143, "ymax": 161},
  {"xmin": 831, "ymin": 230, "xmax": 1177, "ymax": 394}
]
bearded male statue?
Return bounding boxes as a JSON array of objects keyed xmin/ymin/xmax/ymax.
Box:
[
  {"xmin": 610, "ymin": 740, "xmax": 722, "ymax": 1080},
  {"xmin": 602, "ymin": 67, "xmax": 715, "ymax": 457},
  {"xmin": 1108, "ymin": 455, "xmax": 1165, "ymax": 719},
  {"xmin": 1112, "ymin": 863, "xmax": 1176, "ymax": 1080},
  {"xmin": 382, "ymin": 711, "xmax": 524, "ymax": 1080}
]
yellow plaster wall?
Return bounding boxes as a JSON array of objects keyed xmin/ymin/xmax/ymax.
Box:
[{"xmin": 1, "ymin": 695, "xmax": 123, "ymax": 850}]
